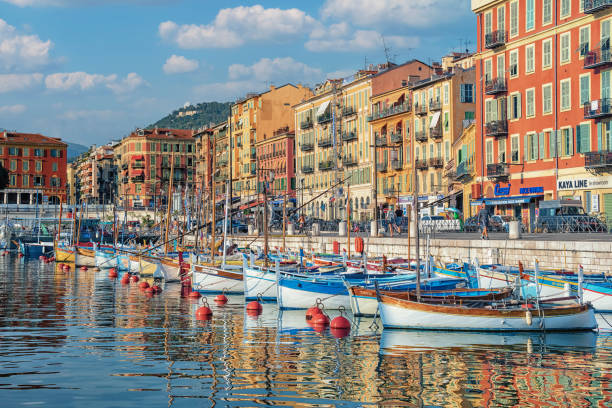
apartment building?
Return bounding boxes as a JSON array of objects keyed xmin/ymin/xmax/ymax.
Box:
[
  {"xmin": 0, "ymin": 131, "xmax": 67, "ymax": 204},
  {"xmin": 472, "ymin": 0, "xmax": 612, "ymax": 228},
  {"xmin": 73, "ymin": 144, "xmax": 117, "ymax": 204},
  {"xmin": 194, "ymin": 121, "xmax": 228, "ymax": 198}
]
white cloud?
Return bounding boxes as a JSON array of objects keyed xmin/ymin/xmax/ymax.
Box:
[
  {"xmin": 0, "ymin": 18, "xmax": 53, "ymax": 71},
  {"xmin": 45, "ymin": 71, "xmax": 146, "ymax": 94},
  {"xmin": 228, "ymin": 57, "xmax": 322, "ymax": 82},
  {"xmin": 306, "ymin": 22, "xmax": 418, "ymax": 52},
  {"xmin": 159, "ymin": 5, "xmax": 316, "ymax": 49},
  {"xmin": 321, "ymin": 0, "xmax": 469, "ymax": 28},
  {"xmin": 0, "ymin": 104, "xmax": 26, "ymax": 114},
  {"xmin": 0, "ymin": 73, "xmax": 43, "ymax": 93},
  {"xmin": 163, "ymin": 55, "xmax": 199, "ymax": 74}
]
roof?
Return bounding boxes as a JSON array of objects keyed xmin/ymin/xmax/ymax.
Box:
[
  {"xmin": 126, "ymin": 128, "xmax": 194, "ymax": 140},
  {"xmin": 0, "ymin": 131, "xmax": 67, "ymax": 147}
]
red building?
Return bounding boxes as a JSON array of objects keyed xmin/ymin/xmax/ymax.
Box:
[
  {"xmin": 256, "ymin": 126, "xmax": 296, "ymax": 197},
  {"xmin": 0, "ymin": 131, "xmax": 67, "ymax": 204},
  {"xmin": 472, "ymin": 0, "xmax": 612, "ymax": 229}
]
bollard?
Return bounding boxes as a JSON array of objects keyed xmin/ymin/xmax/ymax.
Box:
[
  {"xmin": 287, "ymin": 222, "xmax": 295, "ymax": 235},
  {"xmin": 370, "ymin": 220, "xmax": 378, "ymax": 237},
  {"xmin": 508, "ymin": 220, "xmax": 520, "ymax": 239},
  {"xmin": 311, "ymin": 223, "xmax": 320, "ymax": 236},
  {"xmin": 338, "ymin": 221, "xmax": 347, "ymax": 237}
]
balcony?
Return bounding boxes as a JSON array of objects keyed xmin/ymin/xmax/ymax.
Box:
[
  {"xmin": 390, "ymin": 132, "xmax": 403, "ymax": 144},
  {"xmin": 132, "ymin": 162, "xmax": 145, "ymax": 169},
  {"xmin": 273, "ymin": 126, "xmax": 290, "ymax": 137},
  {"xmin": 131, "ymin": 176, "xmax": 145, "ymax": 183},
  {"xmin": 585, "ymin": 150, "xmax": 612, "ymax": 168},
  {"xmin": 375, "ymin": 135, "xmax": 387, "ymax": 146},
  {"xmin": 376, "ymin": 162, "xmax": 388, "ymax": 173},
  {"xmin": 318, "ymin": 137, "xmax": 333, "ymax": 148},
  {"xmin": 391, "ymin": 159, "xmax": 403, "ymax": 170},
  {"xmin": 484, "ymin": 77, "xmax": 507, "ymax": 95},
  {"xmin": 318, "ymin": 112, "xmax": 332, "ymax": 124},
  {"xmin": 214, "ymin": 171, "xmax": 228, "ymax": 182},
  {"xmin": 342, "ymin": 156, "xmax": 358, "ymax": 167},
  {"xmin": 342, "ymin": 131, "xmax": 357, "ymax": 142},
  {"xmin": 415, "ymin": 130, "xmax": 428, "ymax": 142},
  {"xmin": 485, "ymin": 30, "xmax": 506, "ymax": 49},
  {"xmin": 429, "ymin": 157, "xmax": 443, "ymax": 168},
  {"xmin": 430, "ymin": 124, "xmax": 443, "ymax": 140},
  {"xmin": 319, "ymin": 160, "xmax": 335, "ymax": 171},
  {"xmin": 486, "ymin": 163, "xmax": 509, "ymax": 179},
  {"xmin": 342, "ymin": 106, "xmax": 356, "ymax": 116},
  {"xmin": 415, "ymin": 104, "xmax": 428, "ymax": 116},
  {"xmin": 300, "ymin": 118, "xmax": 313, "ymax": 129},
  {"xmin": 301, "ymin": 165, "xmax": 314, "ymax": 174},
  {"xmin": 582, "ymin": 0, "xmax": 612, "ymax": 14},
  {"xmin": 584, "ymin": 99, "xmax": 612, "ymax": 119},
  {"xmin": 429, "ymin": 99, "xmax": 441, "ymax": 111},
  {"xmin": 218, "ymin": 158, "xmax": 228, "ymax": 167},
  {"xmin": 300, "ymin": 141, "xmax": 314, "ymax": 152},
  {"xmin": 416, "ymin": 160, "xmax": 428, "ymax": 170},
  {"xmin": 455, "ymin": 161, "xmax": 473, "ymax": 181},
  {"xmin": 485, "ymin": 120, "xmax": 508, "ymax": 138},
  {"xmin": 367, "ymin": 101, "xmax": 411, "ymax": 122},
  {"xmin": 584, "ymin": 48, "xmax": 612, "ymax": 69}
]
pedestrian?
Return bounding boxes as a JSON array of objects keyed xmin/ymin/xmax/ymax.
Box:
[
  {"xmin": 479, "ymin": 204, "xmax": 489, "ymax": 240},
  {"xmin": 386, "ymin": 208, "xmax": 396, "ymax": 237},
  {"xmin": 298, "ymin": 214, "xmax": 305, "ymax": 234}
]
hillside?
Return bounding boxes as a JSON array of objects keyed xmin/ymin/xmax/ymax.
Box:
[
  {"xmin": 148, "ymin": 101, "xmax": 231, "ymax": 130},
  {"xmin": 67, "ymin": 142, "xmax": 89, "ymax": 162}
]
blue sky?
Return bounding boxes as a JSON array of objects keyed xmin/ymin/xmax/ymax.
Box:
[{"xmin": 0, "ymin": 0, "xmax": 474, "ymax": 145}]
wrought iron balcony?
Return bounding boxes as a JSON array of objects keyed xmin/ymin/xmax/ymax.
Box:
[
  {"xmin": 300, "ymin": 141, "xmax": 314, "ymax": 152},
  {"xmin": 429, "ymin": 99, "xmax": 441, "ymax": 111},
  {"xmin": 486, "ymin": 163, "xmax": 509, "ymax": 179},
  {"xmin": 485, "ymin": 30, "xmax": 506, "ymax": 49},
  {"xmin": 415, "ymin": 130, "xmax": 428, "ymax": 142},
  {"xmin": 367, "ymin": 101, "xmax": 412, "ymax": 122},
  {"xmin": 319, "ymin": 160, "xmax": 335, "ymax": 171},
  {"xmin": 585, "ymin": 150, "xmax": 612, "ymax": 168},
  {"xmin": 485, "ymin": 120, "xmax": 508, "ymax": 137},
  {"xmin": 342, "ymin": 156, "xmax": 358, "ymax": 167},
  {"xmin": 484, "ymin": 77, "xmax": 507, "ymax": 94},
  {"xmin": 342, "ymin": 106, "xmax": 356, "ymax": 116},
  {"xmin": 415, "ymin": 104, "xmax": 428, "ymax": 116},
  {"xmin": 430, "ymin": 124, "xmax": 443, "ymax": 140},
  {"xmin": 375, "ymin": 135, "xmax": 387, "ymax": 147},
  {"xmin": 300, "ymin": 119, "xmax": 313, "ymax": 129},
  {"xmin": 342, "ymin": 131, "xmax": 357, "ymax": 142},
  {"xmin": 131, "ymin": 176, "xmax": 145, "ymax": 183},
  {"xmin": 429, "ymin": 157, "xmax": 443, "ymax": 168},
  {"xmin": 415, "ymin": 159, "xmax": 428, "ymax": 170},
  {"xmin": 301, "ymin": 165, "xmax": 314, "ymax": 174},
  {"xmin": 455, "ymin": 161, "xmax": 473, "ymax": 181},
  {"xmin": 584, "ymin": 47, "xmax": 612, "ymax": 69},
  {"xmin": 390, "ymin": 132, "xmax": 403, "ymax": 144},
  {"xmin": 376, "ymin": 162, "xmax": 388, "ymax": 173},
  {"xmin": 584, "ymin": 99, "xmax": 612, "ymax": 119},
  {"xmin": 391, "ymin": 159, "xmax": 403, "ymax": 170},
  {"xmin": 318, "ymin": 137, "xmax": 333, "ymax": 148},
  {"xmin": 582, "ymin": 0, "xmax": 612, "ymax": 14},
  {"xmin": 317, "ymin": 113, "xmax": 332, "ymax": 124},
  {"xmin": 217, "ymin": 158, "xmax": 228, "ymax": 167}
]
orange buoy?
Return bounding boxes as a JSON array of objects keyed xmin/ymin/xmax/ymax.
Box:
[
  {"xmin": 355, "ymin": 237, "xmax": 364, "ymax": 253},
  {"xmin": 246, "ymin": 300, "xmax": 262, "ymax": 312},
  {"xmin": 189, "ymin": 290, "xmax": 201, "ymax": 299},
  {"xmin": 306, "ymin": 306, "xmax": 322, "ymax": 320},
  {"xmin": 196, "ymin": 298, "xmax": 213, "ymax": 320},
  {"xmin": 130, "ymin": 275, "xmax": 139, "ymax": 283},
  {"xmin": 39, "ymin": 255, "xmax": 44, "ymax": 260},
  {"xmin": 312, "ymin": 313, "xmax": 329, "ymax": 326},
  {"xmin": 139, "ymin": 281, "xmax": 150, "ymax": 289},
  {"xmin": 330, "ymin": 315, "xmax": 351, "ymax": 330},
  {"xmin": 214, "ymin": 294, "xmax": 228, "ymax": 304}
]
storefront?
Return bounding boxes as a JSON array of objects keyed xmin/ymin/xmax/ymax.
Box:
[{"xmin": 557, "ymin": 175, "xmax": 612, "ymax": 224}]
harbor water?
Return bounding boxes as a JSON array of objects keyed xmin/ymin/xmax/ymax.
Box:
[{"xmin": 1, "ymin": 257, "xmax": 611, "ymax": 407}]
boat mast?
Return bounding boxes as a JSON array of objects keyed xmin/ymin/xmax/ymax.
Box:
[
  {"xmin": 164, "ymin": 153, "xmax": 175, "ymax": 254},
  {"xmin": 221, "ymin": 180, "xmax": 230, "ymax": 267},
  {"xmin": 282, "ymin": 190, "xmax": 287, "ymax": 252},
  {"xmin": 347, "ymin": 183, "xmax": 351, "ymax": 259},
  {"xmin": 413, "ymin": 142, "xmax": 421, "ymax": 301},
  {"xmin": 210, "ymin": 140, "xmax": 216, "ymax": 262},
  {"xmin": 57, "ymin": 200, "xmax": 63, "ymax": 246},
  {"xmin": 75, "ymin": 201, "xmax": 84, "ymax": 247}
]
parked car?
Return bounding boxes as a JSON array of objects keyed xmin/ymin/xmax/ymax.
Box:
[
  {"xmin": 463, "ymin": 216, "xmax": 480, "ymax": 232},
  {"xmin": 537, "ymin": 200, "xmax": 608, "ymax": 233},
  {"xmin": 215, "ymin": 220, "xmax": 248, "ymax": 234},
  {"xmin": 490, "ymin": 215, "xmax": 526, "ymax": 233}
]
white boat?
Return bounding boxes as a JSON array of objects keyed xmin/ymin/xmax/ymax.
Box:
[
  {"xmin": 243, "ymin": 256, "xmax": 280, "ymax": 301},
  {"xmin": 95, "ymin": 249, "xmax": 117, "ymax": 269},
  {"xmin": 191, "ymin": 262, "xmax": 243, "ymax": 294}
]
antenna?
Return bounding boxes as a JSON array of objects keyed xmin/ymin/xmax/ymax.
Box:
[{"xmin": 381, "ymin": 35, "xmax": 392, "ymax": 65}]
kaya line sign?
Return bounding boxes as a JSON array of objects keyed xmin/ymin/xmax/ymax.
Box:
[{"xmin": 557, "ymin": 176, "xmax": 612, "ymax": 190}]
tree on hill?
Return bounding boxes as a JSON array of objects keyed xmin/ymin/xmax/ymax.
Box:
[{"xmin": 148, "ymin": 101, "xmax": 232, "ymax": 130}]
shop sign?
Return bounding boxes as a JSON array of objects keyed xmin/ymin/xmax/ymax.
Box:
[
  {"xmin": 557, "ymin": 176, "xmax": 612, "ymax": 191},
  {"xmin": 494, "ymin": 184, "xmax": 543, "ymax": 196},
  {"xmin": 494, "ymin": 184, "xmax": 511, "ymax": 196}
]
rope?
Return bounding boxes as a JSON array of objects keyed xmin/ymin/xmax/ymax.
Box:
[{"xmin": 599, "ymin": 313, "xmax": 612, "ymax": 330}]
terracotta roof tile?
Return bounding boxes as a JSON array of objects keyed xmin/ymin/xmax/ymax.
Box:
[{"xmin": 1, "ymin": 131, "xmax": 67, "ymax": 146}]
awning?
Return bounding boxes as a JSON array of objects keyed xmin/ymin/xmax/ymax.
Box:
[
  {"xmin": 317, "ymin": 100, "xmax": 331, "ymax": 116},
  {"xmin": 471, "ymin": 194, "xmax": 543, "ymax": 206},
  {"xmin": 426, "ymin": 190, "xmax": 461, "ymax": 207},
  {"xmin": 429, "ymin": 111, "xmax": 441, "ymax": 128},
  {"xmin": 131, "ymin": 155, "xmax": 144, "ymax": 160}
]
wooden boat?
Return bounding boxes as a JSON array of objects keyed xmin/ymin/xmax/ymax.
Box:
[
  {"xmin": 75, "ymin": 246, "xmax": 96, "ymax": 267},
  {"xmin": 377, "ymin": 292, "xmax": 597, "ymax": 331},
  {"xmin": 95, "ymin": 248, "xmax": 117, "ymax": 269},
  {"xmin": 55, "ymin": 244, "xmax": 75, "ymax": 263},
  {"xmin": 191, "ymin": 262, "xmax": 243, "ymax": 294},
  {"xmin": 348, "ymin": 285, "xmax": 513, "ymax": 317}
]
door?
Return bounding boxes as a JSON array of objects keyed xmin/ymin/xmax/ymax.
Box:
[{"xmin": 529, "ymin": 201, "xmax": 536, "ymax": 233}]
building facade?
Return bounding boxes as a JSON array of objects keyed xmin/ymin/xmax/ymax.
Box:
[
  {"xmin": 0, "ymin": 131, "xmax": 67, "ymax": 204},
  {"xmin": 114, "ymin": 128, "xmax": 195, "ymax": 208},
  {"xmin": 472, "ymin": 0, "xmax": 612, "ymax": 229},
  {"xmin": 73, "ymin": 144, "xmax": 117, "ymax": 204}
]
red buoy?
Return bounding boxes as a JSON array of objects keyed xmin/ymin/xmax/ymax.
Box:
[
  {"xmin": 189, "ymin": 290, "xmax": 201, "ymax": 299},
  {"xmin": 130, "ymin": 275, "xmax": 139, "ymax": 283},
  {"xmin": 246, "ymin": 301, "xmax": 262, "ymax": 312},
  {"xmin": 80, "ymin": 265, "xmax": 88, "ymax": 271},
  {"xmin": 306, "ymin": 306, "xmax": 322, "ymax": 320},
  {"xmin": 39, "ymin": 255, "xmax": 45, "ymax": 260},
  {"xmin": 139, "ymin": 281, "xmax": 150, "ymax": 289},
  {"xmin": 331, "ymin": 328, "xmax": 351, "ymax": 338},
  {"xmin": 196, "ymin": 298, "xmax": 213, "ymax": 320},
  {"xmin": 330, "ymin": 315, "xmax": 351, "ymax": 330},
  {"xmin": 108, "ymin": 269, "xmax": 118, "ymax": 279},
  {"xmin": 312, "ymin": 313, "xmax": 329, "ymax": 326},
  {"xmin": 120, "ymin": 275, "xmax": 130, "ymax": 285},
  {"xmin": 18, "ymin": 253, "xmax": 24, "ymax": 258},
  {"xmin": 145, "ymin": 286, "xmax": 155, "ymax": 295},
  {"xmin": 151, "ymin": 285, "xmax": 162, "ymax": 293},
  {"xmin": 214, "ymin": 294, "xmax": 228, "ymax": 304}
]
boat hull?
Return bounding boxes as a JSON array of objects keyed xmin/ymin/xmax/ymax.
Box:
[
  {"xmin": 243, "ymin": 266, "xmax": 277, "ymax": 301},
  {"xmin": 76, "ymin": 247, "xmax": 96, "ymax": 267},
  {"xmin": 55, "ymin": 246, "xmax": 75, "ymax": 263},
  {"xmin": 192, "ymin": 263, "xmax": 243, "ymax": 294},
  {"xmin": 277, "ymin": 277, "xmax": 351, "ymax": 310},
  {"xmin": 95, "ymin": 250, "xmax": 117, "ymax": 269}
]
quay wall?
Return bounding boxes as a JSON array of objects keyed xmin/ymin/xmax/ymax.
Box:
[{"xmin": 230, "ymin": 235, "xmax": 612, "ymax": 275}]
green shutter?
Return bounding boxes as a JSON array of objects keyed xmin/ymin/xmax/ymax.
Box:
[
  {"xmin": 539, "ymin": 132, "xmax": 545, "ymax": 159},
  {"xmin": 576, "ymin": 125, "xmax": 582, "ymax": 153},
  {"xmin": 517, "ymin": 93, "xmax": 522, "ymax": 118},
  {"xmin": 598, "ymin": 122, "xmax": 603, "ymax": 151},
  {"xmin": 524, "ymin": 134, "xmax": 528, "ymax": 161},
  {"xmin": 557, "ymin": 130, "xmax": 562, "ymax": 157},
  {"xmin": 548, "ymin": 132, "xmax": 553, "ymax": 158},
  {"xmin": 568, "ymin": 127, "xmax": 574, "ymax": 155},
  {"xmin": 582, "ymin": 124, "xmax": 591, "ymax": 153}
]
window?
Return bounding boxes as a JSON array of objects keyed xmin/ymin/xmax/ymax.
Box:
[
  {"xmin": 8, "ymin": 147, "xmax": 18, "ymax": 156},
  {"xmin": 484, "ymin": 59, "xmax": 492, "ymax": 81},
  {"xmin": 22, "ymin": 161, "xmax": 28, "ymax": 171},
  {"xmin": 497, "ymin": 5, "xmax": 505, "ymax": 33},
  {"xmin": 22, "ymin": 148, "xmax": 28, "ymax": 157},
  {"xmin": 543, "ymin": 0, "xmax": 552, "ymax": 24},
  {"xmin": 510, "ymin": 1, "xmax": 519, "ymax": 37},
  {"xmin": 498, "ymin": 139, "xmax": 506, "ymax": 162},
  {"xmin": 542, "ymin": 84, "xmax": 553, "ymax": 114},
  {"xmin": 579, "ymin": 26, "xmax": 590, "ymax": 57},
  {"xmin": 460, "ymin": 84, "xmax": 474, "ymax": 102},
  {"xmin": 486, "ymin": 140, "xmax": 493, "ymax": 164},
  {"xmin": 36, "ymin": 161, "xmax": 42, "ymax": 172},
  {"xmin": 561, "ymin": 79, "xmax": 571, "ymax": 111},
  {"xmin": 511, "ymin": 135, "xmax": 520, "ymax": 162},
  {"xmin": 525, "ymin": 44, "xmax": 535, "ymax": 73},
  {"xmin": 525, "ymin": 0, "xmax": 534, "ymax": 31},
  {"xmin": 510, "ymin": 92, "xmax": 522, "ymax": 119},
  {"xmin": 22, "ymin": 175, "xmax": 28, "ymax": 187},
  {"xmin": 443, "ymin": 83, "xmax": 449, "ymax": 105},
  {"xmin": 542, "ymin": 38, "xmax": 552, "ymax": 68},
  {"xmin": 9, "ymin": 175, "xmax": 15, "ymax": 187},
  {"xmin": 509, "ymin": 50, "xmax": 518, "ymax": 77},
  {"xmin": 580, "ymin": 75, "xmax": 590, "ymax": 106},
  {"xmin": 444, "ymin": 112, "xmax": 450, "ymax": 131},
  {"xmin": 526, "ymin": 88, "xmax": 535, "ymax": 117},
  {"xmin": 561, "ymin": 128, "xmax": 573, "ymax": 156},
  {"xmin": 50, "ymin": 149, "xmax": 58, "ymax": 158},
  {"xmin": 560, "ymin": 32, "xmax": 571, "ymax": 63},
  {"xmin": 561, "ymin": 0, "xmax": 570, "ymax": 18},
  {"xmin": 52, "ymin": 162, "xmax": 58, "ymax": 172},
  {"xmin": 10, "ymin": 160, "xmax": 16, "ymax": 171},
  {"xmin": 445, "ymin": 141, "xmax": 450, "ymax": 161},
  {"xmin": 526, "ymin": 133, "xmax": 538, "ymax": 161},
  {"xmin": 485, "ymin": 99, "xmax": 496, "ymax": 122},
  {"xmin": 496, "ymin": 54, "xmax": 505, "ymax": 78},
  {"xmin": 577, "ymin": 124, "xmax": 591, "ymax": 153}
]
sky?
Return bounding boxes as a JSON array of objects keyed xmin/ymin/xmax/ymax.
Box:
[{"xmin": 0, "ymin": 0, "xmax": 474, "ymax": 146}]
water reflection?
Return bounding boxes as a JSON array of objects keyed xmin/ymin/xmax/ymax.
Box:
[{"xmin": 0, "ymin": 257, "xmax": 610, "ymax": 407}]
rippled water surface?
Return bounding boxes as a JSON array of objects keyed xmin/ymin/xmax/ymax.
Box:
[{"xmin": 1, "ymin": 258, "xmax": 611, "ymax": 407}]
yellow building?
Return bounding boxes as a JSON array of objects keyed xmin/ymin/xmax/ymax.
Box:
[{"xmin": 452, "ymin": 121, "xmax": 476, "ymax": 216}]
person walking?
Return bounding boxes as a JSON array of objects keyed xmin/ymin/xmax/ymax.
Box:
[
  {"xmin": 386, "ymin": 207, "xmax": 396, "ymax": 237},
  {"xmin": 478, "ymin": 204, "xmax": 489, "ymax": 240}
]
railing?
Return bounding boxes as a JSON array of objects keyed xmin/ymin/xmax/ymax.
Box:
[
  {"xmin": 273, "ymin": 126, "xmax": 290, "ymax": 137},
  {"xmin": 217, "ymin": 158, "xmax": 228, "ymax": 166},
  {"xmin": 585, "ymin": 150, "xmax": 612, "ymax": 168},
  {"xmin": 429, "ymin": 99, "xmax": 441, "ymax": 111},
  {"xmin": 319, "ymin": 160, "xmax": 335, "ymax": 171},
  {"xmin": 455, "ymin": 161, "xmax": 472, "ymax": 180},
  {"xmin": 342, "ymin": 156, "xmax": 358, "ymax": 167},
  {"xmin": 131, "ymin": 176, "xmax": 145, "ymax": 183},
  {"xmin": 318, "ymin": 113, "xmax": 332, "ymax": 124},
  {"xmin": 415, "ymin": 160, "xmax": 428, "ymax": 170},
  {"xmin": 376, "ymin": 162, "xmax": 388, "ymax": 172},
  {"xmin": 342, "ymin": 106, "xmax": 356, "ymax": 116},
  {"xmin": 300, "ymin": 141, "xmax": 314, "ymax": 152},
  {"xmin": 582, "ymin": 0, "xmax": 612, "ymax": 14},
  {"xmin": 584, "ymin": 99, "xmax": 612, "ymax": 119},
  {"xmin": 301, "ymin": 165, "xmax": 314, "ymax": 174},
  {"xmin": 391, "ymin": 159, "xmax": 403, "ymax": 170},
  {"xmin": 415, "ymin": 130, "xmax": 428, "ymax": 142},
  {"xmin": 486, "ymin": 163, "xmax": 509, "ymax": 178},
  {"xmin": 415, "ymin": 104, "xmax": 428, "ymax": 115},
  {"xmin": 390, "ymin": 132, "xmax": 403, "ymax": 144},
  {"xmin": 429, "ymin": 157, "xmax": 443, "ymax": 168},
  {"xmin": 484, "ymin": 77, "xmax": 507, "ymax": 94},
  {"xmin": 375, "ymin": 135, "xmax": 387, "ymax": 146},
  {"xmin": 485, "ymin": 30, "xmax": 506, "ymax": 49},
  {"xmin": 318, "ymin": 137, "xmax": 333, "ymax": 148},
  {"xmin": 367, "ymin": 101, "xmax": 411, "ymax": 121},
  {"xmin": 584, "ymin": 47, "xmax": 612, "ymax": 69},
  {"xmin": 342, "ymin": 131, "xmax": 357, "ymax": 142},
  {"xmin": 430, "ymin": 124, "xmax": 443, "ymax": 140},
  {"xmin": 485, "ymin": 119, "xmax": 508, "ymax": 137},
  {"xmin": 300, "ymin": 119, "xmax": 313, "ymax": 129}
]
